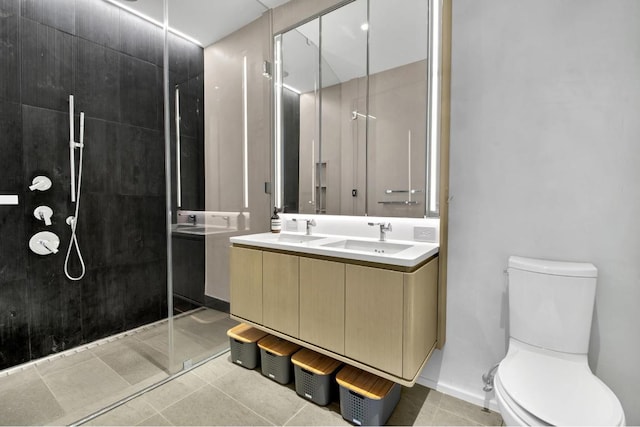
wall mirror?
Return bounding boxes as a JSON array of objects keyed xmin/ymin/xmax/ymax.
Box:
[{"xmin": 275, "ymin": 0, "xmax": 435, "ymax": 218}]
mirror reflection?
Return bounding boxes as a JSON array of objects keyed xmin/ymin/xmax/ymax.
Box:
[{"xmin": 277, "ymin": 0, "xmax": 431, "ymax": 218}]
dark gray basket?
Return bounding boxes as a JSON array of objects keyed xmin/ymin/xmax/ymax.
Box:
[
  {"xmin": 339, "ymin": 381, "xmax": 401, "ymax": 426},
  {"xmin": 260, "ymin": 348, "xmax": 294, "ymax": 384},
  {"xmin": 293, "ymin": 364, "xmax": 337, "ymax": 406},
  {"xmin": 229, "ymin": 337, "xmax": 260, "ymax": 369}
]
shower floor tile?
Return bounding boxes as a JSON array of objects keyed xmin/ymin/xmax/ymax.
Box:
[
  {"xmin": 0, "ymin": 367, "xmax": 65, "ymax": 425},
  {"xmin": 41, "ymin": 357, "xmax": 131, "ymax": 413},
  {"xmin": 91, "ymin": 340, "xmax": 168, "ymax": 386},
  {"xmin": 0, "ymin": 307, "xmax": 234, "ymax": 426}
]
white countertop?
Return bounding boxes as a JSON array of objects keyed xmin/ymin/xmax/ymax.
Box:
[
  {"xmin": 230, "ymin": 232, "xmax": 439, "ymax": 268},
  {"xmin": 171, "ymin": 224, "xmax": 237, "ymax": 236}
]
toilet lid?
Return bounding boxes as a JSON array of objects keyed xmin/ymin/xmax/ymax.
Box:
[{"xmin": 499, "ymin": 345, "xmax": 624, "ymax": 426}]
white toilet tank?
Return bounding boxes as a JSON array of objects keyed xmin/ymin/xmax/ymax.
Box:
[{"xmin": 507, "ymin": 256, "xmax": 597, "ymax": 354}]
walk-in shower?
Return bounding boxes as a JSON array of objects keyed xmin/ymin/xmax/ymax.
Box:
[
  {"xmin": 0, "ymin": 0, "xmax": 235, "ymax": 423},
  {"xmin": 64, "ymin": 95, "xmax": 86, "ymax": 281}
]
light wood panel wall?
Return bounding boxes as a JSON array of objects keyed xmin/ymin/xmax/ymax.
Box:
[{"xmin": 436, "ymin": 0, "xmax": 452, "ymax": 350}]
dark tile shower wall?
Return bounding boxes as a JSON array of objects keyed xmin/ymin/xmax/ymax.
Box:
[{"xmin": 0, "ymin": 0, "xmax": 204, "ymax": 369}]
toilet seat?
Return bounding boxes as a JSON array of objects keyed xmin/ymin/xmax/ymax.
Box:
[
  {"xmin": 495, "ymin": 373, "xmax": 549, "ymax": 426},
  {"xmin": 497, "ymin": 341, "xmax": 625, "ymax": 426}
]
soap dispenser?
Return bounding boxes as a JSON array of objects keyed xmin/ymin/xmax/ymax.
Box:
[{"xmin": 270, "ymin": 207, "xmax": 281, "ymax": 233}]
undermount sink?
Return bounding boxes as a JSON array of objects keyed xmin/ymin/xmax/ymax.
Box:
[
  {"xmin": 179, "ymin": 227, "xmax": 208, "ymax": 233},
  {"xmin": 277, "ymin": 233, "xmax": 324, "ymax": 244},
  {"xmin": 322, "ymin": 239, "xmax": 412, "ymax": 255},
  {"xmin": 174, "ymin": 224, "xmax": 231, "ymax": 234}
]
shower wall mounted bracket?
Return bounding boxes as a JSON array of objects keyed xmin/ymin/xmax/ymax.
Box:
[{"xmin": 69, "ymin": 94, "xmax": 85, "ymax": 203}]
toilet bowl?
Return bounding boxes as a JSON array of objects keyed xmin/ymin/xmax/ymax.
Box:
[
  {"xmin": 496, "ymin": 256, "xmax": 625, "ymax": 426},
  {"xmin": 495, "ymin": 339, "xmax": 625, "ymax": 426}
]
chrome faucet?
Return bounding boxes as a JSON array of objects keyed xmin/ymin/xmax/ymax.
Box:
[
  {"xmin": 212, "ymin": 214, "xmax": 231, "ymax": 228},
  {"xmin": 368, "ymin": 222, "xmax": 392, "ymax": 241},
  {"xmin": 293, "ymin": 218, "xmax": 317, "ymax": 235},
  {"xmin": 188, "ymin": 214, "xmax": 197, "ymax": 225}
]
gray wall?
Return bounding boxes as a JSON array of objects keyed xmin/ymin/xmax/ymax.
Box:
[{"xmin": 422, "ymin": 0, "xmax": 640, "ymax": 423}]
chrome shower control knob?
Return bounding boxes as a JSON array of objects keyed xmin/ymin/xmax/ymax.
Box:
[
  {"xmin": 33, "ymin": 206, "xmax": 54, "ymax": 226},
  {"xmin": 29, "ymin": 231, "xmax": 60, "ymax": 255},
  {"xmin": 29, "ymin": 176, "xmax": 52, "ymax": 192}
]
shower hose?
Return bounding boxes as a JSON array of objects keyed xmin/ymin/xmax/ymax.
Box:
[{"xmin": 64, "ymin": 126, "xmax": 86, "ymax": 281}]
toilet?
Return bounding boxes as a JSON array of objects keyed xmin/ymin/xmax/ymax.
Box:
[{"xmin": 495, "ymin": 256, "xmax": 625, "ymax": 426}]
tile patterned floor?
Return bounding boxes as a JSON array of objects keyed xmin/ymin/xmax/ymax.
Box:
[
  {"xmin": 86, "ymin": 354, "xmax": 504, "ymax": 426},
  {"xmin": 0, "ymin": 308, "xmax": 235, "ymax": 426},
  {"xmin": 0, "ymin": 306, "xmax": 503, "ymax": 426}
]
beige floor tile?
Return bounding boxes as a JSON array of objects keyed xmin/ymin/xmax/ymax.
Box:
[
  {"xmin": 142, "ymin": 371, "xmax": 206, "ymax": 412},
  {"xmin": 176, "ymin": 308, "xmax": 229, "ymax": 325},
  {"xmin": 160, "ymin": 384, "xmax": 272, "ymax": 426},
  {"xmin": 284, "ymin": 402, "xmax": 350, "ymax": 426},
  {"xmin": 387, "ymin": 384, "xmax": 440, "ymax": 426},
  {"xmin": 0, "ymin": 366, "xmax": 40, "ymax": 388},
  {"xmin": 439, "ymin": 393, "xmax": 503, "ymax": 425},
  {"xmin": 190, "ymin": 353, "xmax": 235, "ymax": 384},
  {"xmin": 142, "ymin": 328, "xmax": 212, "ymax": 363},
  {"xmin": 93, "ymin": 339, "xmax": 169, "ymax": 385},
  {"xmin": 212, "ymin": 365, "xmax": 305, "ymax": 425},
  {"xmin": 137, "ymin": 412, "xmax": 173, "ymax": 426},
  {"xmin": 175, "ymin": 317, "xmax": 238, "ymax": 355},
  {"xmin": 0, "ymin": 369, "xmax": 65, "ymax": 426},
  {"xmin": 85, "ymin": 399, "xmax": 158, "ymax": 426},
  {"xmin": 41, "ymin": 357, "xmax": 130, "ymax": 413},
  {"xmin": 48, "ymin": 373, "xmax": 167, "ymax": 427},
  {"xmin": 35, "ymin": 349, "xmax": 96, "ymax": 377},
  {"xmin": 431, "ymin": 407, "xmax": 481, "ymax": 426}
]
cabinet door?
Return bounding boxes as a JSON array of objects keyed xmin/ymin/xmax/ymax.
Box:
[
  {"xmin": 345, "ymin": 265, "xmax": 404, "ymax": 376},
  {"xmin": 403, "ymin": 257, "xmax": 438, "ymax": 379},
  {"xmin": 299, "ymin": 258, "xmax": 345, "ymax": 354},
  {"xmin": 229, "ymin": 246, "xmax": 263, "ymax": 323},
  {"xmin": 263, "ymin": 252, "xmax": 299, "ymax": 337}
]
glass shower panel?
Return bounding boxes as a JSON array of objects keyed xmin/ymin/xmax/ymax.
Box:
[
  {"xmin": 0, "ymin": 0, "xmax": 176, "ymax": 423},
  {"xmin": 165, "ymin": 0, "xmax": 273, "ymax": 374}
]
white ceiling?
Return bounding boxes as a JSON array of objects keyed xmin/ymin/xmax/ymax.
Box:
[{"xmin": 111, "ymin": 0, "xmax": 292, "ymax": 46}]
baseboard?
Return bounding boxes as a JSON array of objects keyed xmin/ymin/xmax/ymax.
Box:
[
  {"xmin": 204, "ymin": 295, "xmax": 230, "ymax": 313},
  {"xmin": 416, "ymin": 374, "xmax": 501, "ymax": 413}
]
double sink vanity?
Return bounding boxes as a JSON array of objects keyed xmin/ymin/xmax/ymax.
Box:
[{"xmin": 229, "ymin": 222, "xmax": 442, "ymax": 386}]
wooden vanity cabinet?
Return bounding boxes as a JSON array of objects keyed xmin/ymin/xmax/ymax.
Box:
[
  {"xmin": 229, "ymin": 245, "xmax": 439, "ymax": 385},
  {"xmin": 299, "ymin": 258, "xmax": 345, "ymax": 354}
]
